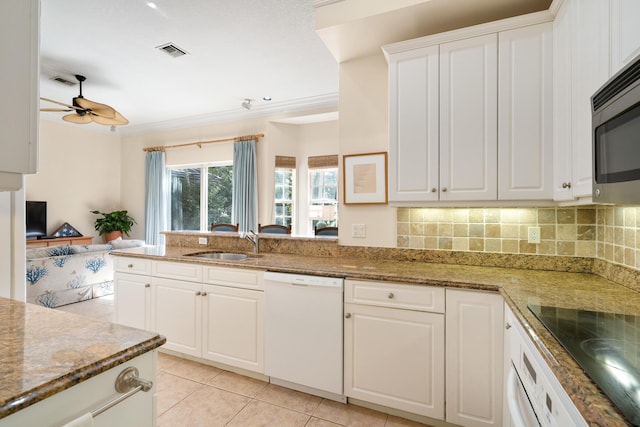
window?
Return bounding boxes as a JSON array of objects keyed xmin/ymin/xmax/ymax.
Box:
[
  {"xmin": 274, "ymin": 168, "xmax": 294, "ymax": 226},
  {"xmin": 309, "ymin": 167, "xmax": 338, "ymax": 230},
  {"xmin": 273, "ymin": 156, "xmax": 296, "ymax": 228},
  {"xmin": 308, "ymin": 155, "xmax": 339, "ymax": 232},
  {"xmin": 169, "ymin": 163, "xmax": 233, "ymax": 231}
]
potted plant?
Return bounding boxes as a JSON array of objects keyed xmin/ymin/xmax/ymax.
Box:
[{"xmin": 91, "ymin": 210, "xmax": 136, "ymax": 242}]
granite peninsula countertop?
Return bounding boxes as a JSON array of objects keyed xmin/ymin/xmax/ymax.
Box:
[
  {"xmin": 113, "ymin": 245, "xmax": 640, "ymax": 426},
  {"xmin": 0, "ymin": 297, "xmax": 166, "ymax": 420}
]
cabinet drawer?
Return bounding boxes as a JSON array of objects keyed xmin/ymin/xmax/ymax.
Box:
[
  {"xmin": 114, "ymin": 257, "xmax": 152, "ymax": 275},
  {"xmin": 203, "ymin": 266, "xmax": 263, "ymax": 290},
  {"xmin": 152, "ymin": 261, "xmax": 202, "ymax": 282},
  {"xmin": 345, "ymin": 280, "xmax": 445, "ymax": 313}
]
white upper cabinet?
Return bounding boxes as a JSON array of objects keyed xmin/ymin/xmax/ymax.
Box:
[
  {"xmin": 610, "ymin": 0, "xmax": 640, "ymax": 75},
  {"xmin": 552, "ymin": 0, "xmax": 574, "ymax": 201},
  {"xmin": 385, "ymin": 13, "xmax": 554, "ymax": 204},
  {"xmin": 388, "ymin": 46, "xmax": 440, "ymax": 202},
  {"xmin": 553, "ymin": 0, "xmax": 611, "ymax": 201},
  {"xmin": 571, "ymin": 0, "xmax": 609, "ymax": 199},
  {"xmin": 0, "ymin": 0, "xmax": 39, "ymax": 189},
  {"xmin": 440, "ymin": 34, "xmax": 498, "ymax": 201},
  {"xmin": 498, "ymin": 23, "xmax": 553, "ymax": 200}
]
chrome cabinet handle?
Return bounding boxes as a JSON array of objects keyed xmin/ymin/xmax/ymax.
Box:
[
  {"xmin": 441, "ymin": 187, "xmax": 447, "ymax": 192},
  {"xmin": 388, "ymin": 292, "xmax": 394, "ymax": 299},
  {"xmin": 562, "ymin": 182, "xmax": 572, "ymax": 189},
  {"xmin": 345, "ymin": 313, "xmax": 351, "ymax": 319}
]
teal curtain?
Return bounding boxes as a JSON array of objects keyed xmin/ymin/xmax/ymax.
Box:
[
  {"xmin": 144, "ymin": 150, "xmax": 167, "ymax": 245},
  {"xmin": 232, "ymin": 139, "xmax": 258, "ymax": 233}
]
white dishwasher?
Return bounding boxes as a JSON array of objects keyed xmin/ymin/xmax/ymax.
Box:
[{"xmin": 264, "ymin": 271, "xmax": 345, "ymax": 402}]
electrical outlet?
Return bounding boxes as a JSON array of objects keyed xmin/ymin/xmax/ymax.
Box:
[
  {"xmin": 527, "ymin": 226, "xmax": 541, "ymax": 244},
  {"xmin": 198, "ymin": 237, "xmax": 207, "ymax": 245},
  {"xmin": 352, "ymin": 224, "xmax": 366, "ymax": 238}
]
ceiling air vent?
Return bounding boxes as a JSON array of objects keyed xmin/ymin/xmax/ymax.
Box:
[
  {"xmin": 49, "ymin": 76, "xmax": 77, "ymax": 86},
  {"xmin": 156, "ymin": 43, "xmax": 189, "ymax": 58}
]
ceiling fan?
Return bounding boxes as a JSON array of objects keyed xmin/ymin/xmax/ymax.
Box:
[{"xmin": 40, "ymin": 75, "xmax": 128, "ymax": 126}]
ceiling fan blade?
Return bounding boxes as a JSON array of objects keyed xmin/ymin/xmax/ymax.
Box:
[
  {"xmin": 62, "ymin": 113, "xmax": 92, "ymax": 124},
  {"xmin": 40, "ymin": 108, "xmax": 73, "ymax": 112},
  {"xmin": 90, "ymin": 110, "xmax": 129, "ymax": 126},
  {"xmin": 40, "ymin": 97, "xmax": 83, "ymax": 111},
  {"xmin": 75, "ymin": 97, "xmax": 117, "ymax": 119}
]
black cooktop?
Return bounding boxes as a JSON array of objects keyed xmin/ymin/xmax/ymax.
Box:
[{"xmin": 528, "ymin": 304, "xmax": 640, "ymax": 427}]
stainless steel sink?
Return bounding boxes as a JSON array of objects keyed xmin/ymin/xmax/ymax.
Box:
[{"xmin": 186, "ymin": 252, "xmax": 251, "ymax": 261}]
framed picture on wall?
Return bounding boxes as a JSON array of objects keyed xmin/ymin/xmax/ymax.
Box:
[{"xmin": 343, "ymin": 152, "xmax": 388, "ymax": 205}]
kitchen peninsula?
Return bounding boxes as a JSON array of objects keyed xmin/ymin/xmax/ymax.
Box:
[{"xmin": 0, "ymin": 297, "xmax": 165, "ymax": 426}]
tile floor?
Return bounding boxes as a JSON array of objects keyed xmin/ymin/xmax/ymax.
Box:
[{"xmin": 56, "ymin": 296, "xmax": 433, "ymax": 427}]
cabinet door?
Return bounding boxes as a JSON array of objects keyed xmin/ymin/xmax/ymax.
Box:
[
  {"xmin": 202, "ymin": 285, "xmax": 264, "ymax": 373},
  {"xmin": 440, "ymin": 34, "xmax": 498, "ymax": 201},
  {"xmin": 344, "ymin": 303, "xmax": 445, "ymax": 419},
  {"xmin": 498, "ymin": 23, "xmax": 553, "ymax": 200},
  {"xmin": 152, "ymin": 277, "xmax": 202, "ymax": 357},
  {"xmin": 0, "ymin": 0, "xmax": 38, "ymax": 176},
  {"xmin": 388, "ymin": 46, "xmax": 440, "ymax": 202},
  {"xmin": 610, "ymin": 0, "xmax": 640, "ymax": 74},
  {"xmin": 114, "ymin": 272, "xmax": 151, "ymax": 330},
  {"xmin": 445, "ymin": 289, "xmax": 504, "ymax": 427},
  {"xmin": 553, "ymin": 0, "xmax": 575, "ymax": 201},
  {"xmin": 571, "ymin": 0, "xmax": 610, "ymax": 198}
]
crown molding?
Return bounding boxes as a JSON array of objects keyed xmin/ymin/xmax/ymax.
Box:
[{"xmin": 119, "ymin": 93, "xmax": 339, "ymax": 136}]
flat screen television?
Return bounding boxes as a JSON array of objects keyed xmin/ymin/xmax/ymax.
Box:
[{"xmin": 26, "ymin": 201, "xmax": 47, "ymax": 239}]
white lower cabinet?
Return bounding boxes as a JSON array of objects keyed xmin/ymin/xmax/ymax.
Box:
[
  {"xmin": 445, "ymin": 289, "xmax": 504, "ymax": 427},
  {"xmin": 344, "ymin": 280, "xmax": 445, "ymax": 419},
  {"xmin": 113, "ymin": 257, "xmax": 264, "ymax": 374},
  {"xmin": 152, "ymin": 277, "xmax": 203, "ymax": 357},
  {"xmin": 114, "ymin": 258, "xmax": 153, "ymax": 330},
  {"xmin": 202, "ymin": 284, "xmax": 264, "ymax": 373},
  {"xmin": 114, "ymin": 272, "xmax": 152, "ymax": 330}
]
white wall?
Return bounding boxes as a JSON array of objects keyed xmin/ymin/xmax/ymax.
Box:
[
  {"xmin": 25, "ymin": 121, "xmax": 122, "ymax": 242},
  {"xmin": 338, "ymin": 53, "xmax": 397, "ymax": 247},
  {"xmin": 120, "ymin": 108, "xmax": 339, "ymax": 239}
]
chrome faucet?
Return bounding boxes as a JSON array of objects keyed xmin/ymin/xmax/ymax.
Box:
[{"xmin": 244, "ymin": 230, "xmax": 259, "ymax": 253}]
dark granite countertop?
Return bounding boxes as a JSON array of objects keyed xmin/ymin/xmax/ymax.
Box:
[
  {"xmin": 113, "ymin": 245, "xmax": 640, "ymax": 426},
  {"xmin": 0, "ymin": 297, "xmax": 166, "ymax": 420}
]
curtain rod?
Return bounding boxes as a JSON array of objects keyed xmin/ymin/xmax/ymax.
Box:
[{"xmin": 143, "ymin": 133, "xmax": 264, "ymax": 152}]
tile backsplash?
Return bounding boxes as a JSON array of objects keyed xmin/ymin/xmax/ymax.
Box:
[{"xmin": 397, "ymin": 206, "xmax": 639, "ymax": 271}]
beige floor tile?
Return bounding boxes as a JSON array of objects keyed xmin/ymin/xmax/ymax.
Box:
[
  {"xmin": 206, "ymin": 370, "xmax": 268, "ymax": 398},
  {"xmin": 158, "ymin": 385, "xmax": 251, "ymax": 427},
  {"xmin": 255, "ymin": 383, "xmax": 322, "ymax": 414},
  {"xmin": 156, "ymin": 371, "xmax": 204, "ymax": 415},
  {"xmin": 226, "ymin": 399, "xmax": 310, "ymax": 427},
  {"xmin": 305, "ymin": 417, "xmax": 345, "ymax": 427},
  {"xmin": 313, "ymin": 400, "xmax": 387, "ymax": 427},
  {"xmin": 159, "ymin": 353, "xmax": 223, "ymax": 383},
  {"xmin": 385, "ymin": 415, "xmax": 432, "ymax": 427}
]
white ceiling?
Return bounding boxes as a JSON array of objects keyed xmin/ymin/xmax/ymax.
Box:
[
  {"xmin": 39, "ymin": 0, "xmax": 340, "ymax": 133},
  {"xmin": 39, "ymin": 0, "xmax": 552, "ymax": 135}
]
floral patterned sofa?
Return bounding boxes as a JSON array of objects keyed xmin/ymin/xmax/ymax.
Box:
[{"xmin": 26, "ymin": 241, "xmax": 144, "ymax": 308}]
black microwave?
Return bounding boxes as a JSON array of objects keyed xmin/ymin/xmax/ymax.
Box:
[{"xmin": 592, "ymin": 54, "xmax": 640, "ymax": 204}]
